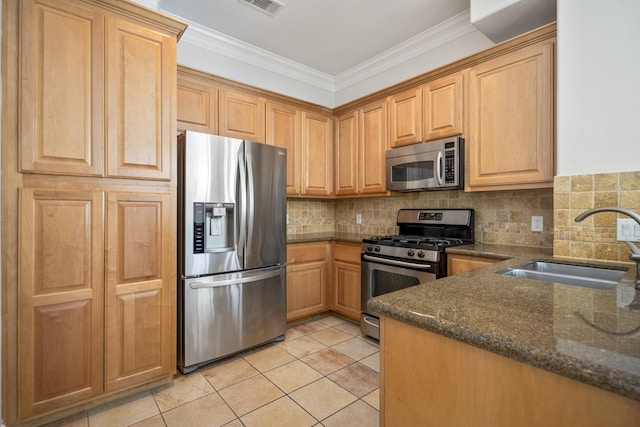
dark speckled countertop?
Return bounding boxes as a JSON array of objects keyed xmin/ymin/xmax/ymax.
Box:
[
  {"xmin": 287, "ymin": 232, "xmax": 365, "ymax": 244},
  {"xmin": 369, "ymin": 244, "xmax": 640, "ymax": 401}
]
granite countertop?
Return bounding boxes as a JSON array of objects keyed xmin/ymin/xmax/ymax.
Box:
[
  {"xmin": 287, "ymin": 232, "xmax": 365, "ymax": 244},
  {"xmin": 369, "ymin": 247, "xmax": 640, "ymax": 401}
]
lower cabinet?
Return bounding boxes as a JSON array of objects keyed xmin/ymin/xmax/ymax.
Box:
[
  {"xmin": 331, "ymin": 242, "xmax": 361, "ymax": 322},
  {"xmin": 447, "ymin": 254, "xmax": 500, "ymax": 276},
  {"xmin": 17, "ymin": 186, "xmax": 175, "ymax": 420},
  {"xmin": 380, "ymin": 316, "xmax": 640, "ymax": 427},
  {"xmin": 286, "ymin": 242, "xmax": 330, "ymax": 321}
]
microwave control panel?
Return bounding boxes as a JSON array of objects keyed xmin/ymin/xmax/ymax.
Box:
[{"xmin": 444, "ymin": 148, "xmax": 456, "ymax": 184}]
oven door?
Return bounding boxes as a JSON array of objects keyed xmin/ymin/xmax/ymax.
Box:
[{"xmin": 360, "ymin": 254, "xmax": 437, "ymax": 339}]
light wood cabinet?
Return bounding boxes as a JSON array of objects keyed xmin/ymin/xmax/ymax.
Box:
[
  {"xmin": 466, "ymin": 39, "xmax": 555, "ymax": 191},
  {"xmin": 266, "ymin": 101, "xmax": 302, "ymax": 195},
  {"xmin": 20, "ymin": 0, "xmax": 175, "ymax": 181},
  {"xmin": 334, "ymin": 99, "xmax": 388, "ymax": 197},
  {"xmin": 18, "ymin": 188, "xmax": 104, "ymax": 418},
  {"xmin": 177, "ymin": 74, "xmax": 218, "ymax": 134},
  {"xmin": 423, "ymin": 72, "xmax": 463, "ymax": 140},
  {"xmin": 389, "ymin": 87, "xmax": 422, "ymax": 147},
  {"xmin": 105, "ymin": 191, "xmax": 175, "ymax": 392},
  {"xmin": 447, "ymin": 254, "xmax": 500, "ymax": 276},
  {"xmin": 331, "ymin": 243, "xmax": 361, "ymax": 321},
  {"xmin": 301, "ymin": 111, "xmax": 333, "ymax": 197},
  {"xmin": 3, "ymin": 0, "xmax": 185, "ymax": 424},
  {"xmin": 334, "ymin": 111, "xmax": 359, "ymax": 195},
  {"xmin": 286, "ymin": 243, "xmax": 330, "ymax": 321},
  {"xmin": 219, "ymin": 88, "xmax": 266, "ymax": 142},
  {"xmin": 380, "ymin": 316, "xmax": 640, "ymax": 427}
]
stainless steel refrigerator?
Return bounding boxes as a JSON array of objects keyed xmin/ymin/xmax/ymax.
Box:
[{"xmin": 177, "ymin": 130, "xmax": 287, "ymax": 373}]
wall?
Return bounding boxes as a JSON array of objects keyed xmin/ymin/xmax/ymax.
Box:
[
  {"xmin": 288, "ymin": 189, "xmax": 554, "ymax": 248},
  {"xmin": 556, "ymin": 0, "xmax": 640, "ymax": 176}
]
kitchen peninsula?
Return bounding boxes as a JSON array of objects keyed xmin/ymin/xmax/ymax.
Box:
[{"xmin": 370, "ymin": 246, "xmax": 640, "ymax": 426}]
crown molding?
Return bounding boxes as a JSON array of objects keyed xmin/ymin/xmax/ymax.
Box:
[
  {"xmin": 157, "ymin": 5, "xmax": 475, "ymax": 97},
  {"xmin": 335, "ymin": 10, "xmax": 475, "ymax": 91}
]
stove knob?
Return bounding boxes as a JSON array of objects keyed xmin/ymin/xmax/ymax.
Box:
[
  {"xmin": 417, "ymin": 251, "xmax": 425, "ymax": 258},
  {"xmin": 367, "ymin": 245, "xmax": 373, "ymax": 252},
  {"xmin": 374, "ymin": 246, "xmax": 381, "ymax": 252},
  {"xmin": 407, "ymin": 249, "xmax": 415, "ymax": 257}
]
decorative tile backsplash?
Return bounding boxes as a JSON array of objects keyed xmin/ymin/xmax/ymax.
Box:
[
  {"xmin": 288, "ymin": 188, "xmax": 554, "ymax": 248},
  {"xmin": 553, "ymin": 171, "xmax": 640, "ymax": 262}
]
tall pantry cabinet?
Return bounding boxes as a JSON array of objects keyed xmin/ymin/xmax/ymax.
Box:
[{"xmin": 1, "ymin": 0, "xmax": 187, "ymax": 424}]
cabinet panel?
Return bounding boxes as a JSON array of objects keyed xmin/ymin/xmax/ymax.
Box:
[
  {"xmin": 301, "ymin": 112, "xmax": 333, "ymax": 196},
  {"xmin": 177, "ymin": 75, "xmax": 218, "ymax": 133},
  {"xmin": 20, "ymin": 0, "xmax": 104, "ymax": 176},
  {"xmin": 106, "ymin": 17, "xmax": 174, "ymax": 180},
  {"xmin": 447, "ymin": 254, "xmax": 499, "ymax": 276},
  {"xmin": 287, "ymin": 261, "xmax": 328, "ymax": 321},
  {"xmin": 18, "ymin": 188, "xmax": 104, "ymax": 418},
  {"xmin": 334, "ymin": 111, "xmax": 359, "ymax": 196},
  {"xmin": 467, "ymin": 41, "xmax": 554, "ymax": 190},
  {"xmin": 359, "ymin": 99, "xmax": 388, "ymax": 195},
  {"xmin": 389, "ymin": 87, "xmax": 422, "ymax": 147},
  {"xmin": 286, "ymin": 242, "xmax": 330, "ymax": 321},
  {"xmin": 423, "ymin": 73, "xmax": 463, "ymax": 140},
  {"xmin": 219, "ymin": 89, "xmax": 266, "ymax": 142},
  {"xmin": 266, "ymin": 101, "xmax": 301, "ymax": 195},
  {"xmin": 105, "ymin": 191, "xmax": 174, "ymax": 392},
  {"xmin": 332, "ymin": 243, "xmax": 361, "ymax": 321}
]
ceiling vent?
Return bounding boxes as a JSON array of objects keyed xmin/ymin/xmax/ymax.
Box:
[{"xmin": 238, "ymin": 0, "xmax": 285, "ymax": 16}]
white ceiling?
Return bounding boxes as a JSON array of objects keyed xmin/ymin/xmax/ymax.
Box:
[{"xmin": 158, "ymin": 0, "xmax": 471, "ymax": 76}]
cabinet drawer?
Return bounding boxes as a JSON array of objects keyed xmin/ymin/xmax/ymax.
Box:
[
  {"xmin": 287, "ymin": 242, "xmax": 329, "ymax": 264},
  {"xmin": 332, "ymin": 243, "xmax": 362, "ymax": 264}
]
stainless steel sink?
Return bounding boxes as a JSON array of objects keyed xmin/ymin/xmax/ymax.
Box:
[{"xmin": 497, "ymin": 261, "xmax": 628, "ymax": 290}]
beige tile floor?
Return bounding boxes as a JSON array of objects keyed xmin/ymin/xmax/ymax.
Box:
[{"xmin": 44, "ymin": 315, "xmax": 379, "ymax": 427}]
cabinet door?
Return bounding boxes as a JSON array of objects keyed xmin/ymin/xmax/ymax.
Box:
[
  {"xmin": 389, "ymin": 87, "xmax": 422, "ymax": 147},
  {"xmin": 177, "ymin": 74, "xmax": 218, "ymax": 134},
  {"xmin": 332, "ymin": 244, "xmax": 361, "ymax": 321},
  {"xmin": 105, "ymin": 16, "xmax": 175, "ymax": 180},
  {"xmin": 301, "ymin": 111, "xmax": 333, "ymax": 196},
  {"xmin": 266, "ymin": 101, "xmax": 301, "ymax": 195},
  {"xmin": 334, "ymin": 111, "xmax": 359, "ymax": 196},
  {"xmin": 360, "ymin": 99, "xmax": 389, "ymax": 195},
  {"xmin": 105, "ymin": 191, "xmax": 175, "ymax": 392},
  {"xmin": 20, "ymin": 0, "xmax": 104, "ymax": 176},
  {"xmin": 423, "ymin": 73, "xmax": 463, "ymax": 141},
  {"xmin": 219, "ymin": 89, "xmax": 266, "ymax": 142},
  {"xmin": 18, "ymin": 188, "xmax": 104, "ymax": 418},
  {"xmin": 286, "ymin": 261, "xmax": 328, "ymax": 321},
  {"xmin": 467, "ymin": 41, "xmax": 555, "ymax": 190}
]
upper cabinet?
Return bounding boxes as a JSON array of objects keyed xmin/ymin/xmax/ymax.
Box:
[
  {"xmin": 334, "ymin": 99, "xmax": 389, "ymax": 197},
  {"xmin": 301, "ymin": 111, "xmax": 334, "ymax": 197},
  {"xmin": 218, "ymin": 89, "xmax": 266, "ymax": 142},
  {"xmin": 20, "ymin": 0, "xmax": 177, "ymax": 181},
  {"xmin": 177, "ymin": 74, "xmax": 218, "ymax": 134},
  {"xmin": 266, "ymin": 101, "xmax": 302, "ymax": 195},
  {"xmin": 466, "ymin": 38, "xmax": 555, "ymax": 191},
  {"xmin": 423, "ymin": 73, "xmax": 464, "ymax": 141},
  {"xmin": 389, "ymin": 87, "xmax": 422, "ymax": 147}
]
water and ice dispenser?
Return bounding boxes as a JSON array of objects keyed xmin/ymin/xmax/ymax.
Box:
[{"xmin": 192, "ymin": 202, "xmax": 235, "ymax": 253}]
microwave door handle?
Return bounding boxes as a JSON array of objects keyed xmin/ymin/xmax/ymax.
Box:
[{"xmin": 436, "ymin": 152, "xmax": 443, "ymax": 185}]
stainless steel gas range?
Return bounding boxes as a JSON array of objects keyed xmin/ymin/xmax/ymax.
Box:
[{"xmin": 360, "ymin": 208, "xmax": 474, "ymax": 339}]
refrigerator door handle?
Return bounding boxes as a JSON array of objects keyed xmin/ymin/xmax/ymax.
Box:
[
  {"xmin": 189, "ymin": 267, "xmax": 284, "ymax": 289},
  {"xmin": 237, "ymin": 151, "xmax": 247, "ymax": 259}
]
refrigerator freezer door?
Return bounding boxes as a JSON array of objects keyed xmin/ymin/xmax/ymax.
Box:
[
  {"xmin": 244, "ymin": 141, "xmax": 287, "ymax": 270},
  {"xmin": 180, "ymin": 132, "xmax": 244, "ymax": 276},
  {"xmin": 179, "ymin": 266, "xmax": 286, "ymax": 372}
]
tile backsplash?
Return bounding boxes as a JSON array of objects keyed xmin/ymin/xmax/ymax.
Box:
[
  {"xmin": 553, "ymin": 171, "xmax": 640, "ymax": 262},
  {"xmin": 288, "ymin": 188, "xmax": 554, "ymax": 248}
]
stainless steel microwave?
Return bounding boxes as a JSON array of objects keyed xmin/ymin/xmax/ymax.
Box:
[{"xmin": 386, "ymin": 136, "xmax": 463, "ymax": 192}]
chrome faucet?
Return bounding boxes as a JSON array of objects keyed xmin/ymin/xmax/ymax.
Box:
[{"xmin": 575, "ymin": 207, "xmax": 640, "ymax": 286}]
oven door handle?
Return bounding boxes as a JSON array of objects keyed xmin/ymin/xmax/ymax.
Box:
[{"xmin": 363, "ymin": 254, "xmax": 432, "ymax": 270}]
